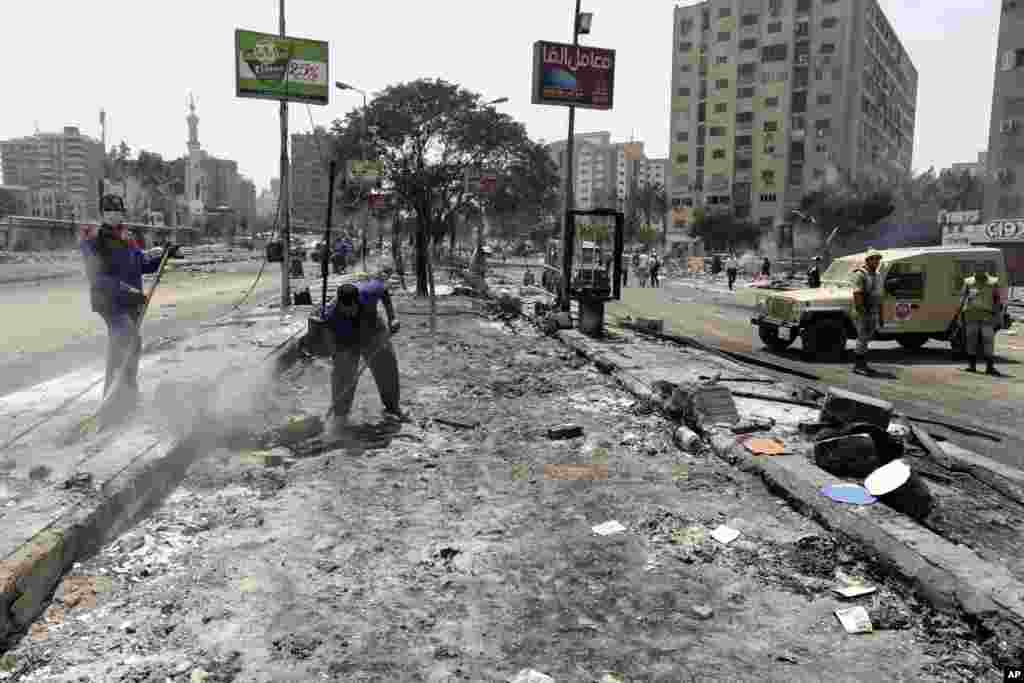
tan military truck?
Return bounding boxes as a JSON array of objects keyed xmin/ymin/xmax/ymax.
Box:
[{"xmin": 751, "ymin": 246, "xmax": 1011, "ymax": 361}]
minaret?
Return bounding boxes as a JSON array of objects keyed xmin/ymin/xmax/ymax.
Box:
[
  {"xmin": 185, "ymin": 93, "xmax": 204, "ymax": 210},
  {"xmin": 187, "ymin": 94, "xmax": 200, "ymax": 152}
]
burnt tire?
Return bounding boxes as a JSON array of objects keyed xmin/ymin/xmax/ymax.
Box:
[
  {"xmin": 803, "ymin": 317, "xmax": 847, "ymax": 362},
  {"xmin": 896, "ymin": 333, "xmax": 929, "ymax": 351},
  {"xmin": 758, "ymin": 323, "xmax": 794, "ymax": 351}
]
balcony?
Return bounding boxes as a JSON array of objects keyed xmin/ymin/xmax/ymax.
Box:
[
  {"xmin": 791, "ymin": 129, "xmax": 806, "ymax": 140},
  {"xmin": 736, "ymin": 145, "xmax": 753, "ymax": 156}
]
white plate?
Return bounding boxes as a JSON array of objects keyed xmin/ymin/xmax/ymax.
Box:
[{"xmin": 864, "ymin": 459, "xmax": 911, "ymax": 496}]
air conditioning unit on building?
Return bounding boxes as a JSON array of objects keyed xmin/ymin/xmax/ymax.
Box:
[
  {"xmin": 1001, "ymin": 119, "xmax": 1019, "ymax": 134},
  {"xmin": 796, "ymin": 55, "xmax": 809, "ymax": 65},
  {"xmin": 997, "ymin": 168, "xmax": 1014, "ymax": 185}
]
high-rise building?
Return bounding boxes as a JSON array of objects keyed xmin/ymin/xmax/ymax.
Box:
[
  {"xmin": 669, "ymin": 0, "xmax": 917, "ymax": 253},
  {"xmin": 1, "ymin": 126, "xmax": 104, "ymax": 219},
  {"xmin": 984, "ymin": 4, "xmax": 1024, "ymax": 221},
  {"xmin": 545, "ymin": 133, "xmax": 670, "ymax": 238}
]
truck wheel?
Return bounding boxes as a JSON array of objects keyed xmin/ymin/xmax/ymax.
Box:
[
  {"xmin": 758, "ymin": 323, "xmax": 794, "ymax": 351},
  {"xmin": 896, "ymin": 334, "xmax": 929, "ymax": 351},
  {"xmin": 803, "ymin": 318, "xmax": 846, "ymax": 362}
]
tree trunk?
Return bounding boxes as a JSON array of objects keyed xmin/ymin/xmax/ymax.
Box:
[{"xmin": 415, "ymin": 217, "xmax": 430, "ymax": 297}]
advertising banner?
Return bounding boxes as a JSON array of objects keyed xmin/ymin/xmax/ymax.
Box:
[
  {"xmin": 347, "ymin": 160, "xmax": 385, "ymax": 183},
  {"xmin": 623, "ymin": 142, "xmax": 644, "ymax": 161},
  {"xmin": 531, "ymin": 41, "xmax": 615, "ymax": 110},
  {"xmin": 235, "ymin": 29, "xmax": 329, "ymax": 105}
]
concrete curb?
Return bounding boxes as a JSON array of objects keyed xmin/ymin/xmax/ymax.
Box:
[
  {"xmin": 0, "ymin": 326, "xmax": 308, "ymax": 645},
  {"xmin": 548, "ymin": 326, "xmax": 1024, "ymax": 643}
]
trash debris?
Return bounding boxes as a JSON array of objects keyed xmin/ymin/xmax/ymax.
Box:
[
  {"xmin": 814, "ymin": 434, "xmax": 882, "ymax": 477},
  {"xmin": 547, "ymin": 424, "xmax": 584, "ymax": 440},
  {"xmin": 510, "ymin": 669, "xmax": 555, "ymax": 683},
  {"xmin": 239, "ymin": 449, "xmax": 288, "ymax": 468},
  {"xmin": 731, "ymin": 418, "xmax": 775, "ymax": 434},
  {"xmin": 634, "ymin": 318, "xmax": 664, "ymax": 333},
  {"xmin": 691, "ymin": 604, "xmax": 714, "ymax": 620},
  {"xmin": 599, "ymin": 674, "xmax": 625, "ymax": 683},
  {"xmin": 190, "ymin": 669, "xmax": 211, "ymax": 683},
  {"xmin": 673, "ymin": 425, "xmax": 701, "ymax": 452},
  {"xmin": 835, "ymin": 605, "xmax": 874, "ymax": 634},
  {"xmin": 833, "ymin": 584, "xmax": 878, "ymax": 599},
  {"xmin": 710, "ymin": 524, "xmax": 740, "ymax": 545},
  {"xmin": 592, "ymin": 520, "xmax": 627, "ymax": 536},
  {"xmin": 61, "ymin": 472, "xmax": 94, "ymax": 490},
  {"xmin": 671, "ymin": 525, "xmax": 706, "ymax": 547},
  {"xmin": 864, "ymin": 459, "xmax": 911, "ymax": 496},
  {"xmin": 686, "ymin": 384, "xmax": 739, "ymax": 428},
  {"xmin": 821, "ymin": 483, "xmax": 877, "ymax": 505},
  {"xmin": 742, "ymin": 436, "xmax": 787, "ymax": 456},
  {"xmin": 28, "ymin": 465, "xmax": 51, "ymax": 481},
  {"xmin": 870, "ymin": 604, "xmax": 912, "ymax": 630},
  {"xmin": 820, "ymin": 387, "xmax": 894, "ymax": 430},
  {"xmin": 544, "ymin": 464, "xmax": 609, "ymax": 480}
]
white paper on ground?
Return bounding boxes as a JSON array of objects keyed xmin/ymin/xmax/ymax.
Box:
[
  {"xmin": 592, "ymin": 520, "xmax": 627, "ymax": 536},
  {"xmin": 835, "ymin": 605, "xmax": 873, "ymax": 634},
  {"xmin": 710, "ymin": 524, "xmax": 741, "ymax": 545},
  {"xmin": 833, "ymin": 584, "xmax": 877, "ymax": 599}
]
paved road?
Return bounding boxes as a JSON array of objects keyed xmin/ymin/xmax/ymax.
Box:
[
  {"xmin": 608, "ymin": 276, "xmax": 1024, "ymax": 471},
  {"xmin": 0, "ymin": 260, "xmax": 285, "ymax": 397}
]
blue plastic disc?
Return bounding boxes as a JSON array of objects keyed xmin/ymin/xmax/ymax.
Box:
[{"xmin": 822, "ymin": 483, "xmax": 878, "ymax": 505}]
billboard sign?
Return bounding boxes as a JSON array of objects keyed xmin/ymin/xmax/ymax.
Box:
[
  {"xmin": 531, "ymin": 41, "xmax": 615, "ymax": 110},
  {"xmin": 465, "ymin": 169, "xmax": 498, "ymax": 195},
  {"xmin": 235, "ymin": 29, "xmax": 329, "ymax": 105},
  {"xmin": 368, "ymin": 193, "xmax": 390, "ymax": 210},
  {"xmin": 347, "ymin": 160, "xmax": 385, "ymax": 183},
  {"xmin": 984, "ymin": 219, "xmax": 1024, "ymax": 242}
]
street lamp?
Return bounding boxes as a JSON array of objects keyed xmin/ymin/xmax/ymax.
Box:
[
  {"xmin": 487, "ymin": 97, "xmax": 509, "ymax": 106},
  {"xmin": 336, "ymin": 81, "xmax": 375, "ymax": 270}
]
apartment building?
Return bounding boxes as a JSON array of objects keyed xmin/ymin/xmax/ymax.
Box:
[
  {"xmin": 669, "ymin": 0, "xmax": 917, "ymax": 251},
  {"xmin": 984, "ymin": 2, "xmax": 1024, "ymax": 221},
  {"xmin": 546, "ymin": 133, "xmax": 668, "ymax": 234},
  {"xmin": 0, "ymin": 127, "xmax": 104, "ymax": 219}
]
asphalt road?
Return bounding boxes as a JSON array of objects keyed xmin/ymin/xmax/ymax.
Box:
[
  {"xmin": 608, "ymin": 276, "xmax": 1024, "ymax": 472},
  {"xmin": 0, "ymin": 259, "xmax": 285, "ymax": 397}
]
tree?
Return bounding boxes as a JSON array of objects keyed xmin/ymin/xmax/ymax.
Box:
[
  {"xmin": 482, "ymin": 140, "xmax": 561, "ymax": 247},
  {"xmin": 341, "ymin": 79, "xmax": 535, "ymax": 296},
  {"xmin": 689, "ymin": 208, "xmax": 760, "ymax": 253},
  {"xmin": 799, "ymin": 172, "xmax": 895, "ymax": 242},
  {"xmin": 635, "ymin": 182, "xmax": 668, "ymax": 247}
]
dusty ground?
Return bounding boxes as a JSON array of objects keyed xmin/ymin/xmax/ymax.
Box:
[{"xmin": 0, "ymin": 295, "xmax": 1004, "ymax": 682}]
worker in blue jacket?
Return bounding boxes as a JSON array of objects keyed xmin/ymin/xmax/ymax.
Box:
[
  {"xmin": 81, "ymin": 200, "xmax": 175, "ymax": 415},
  {"xmin": 326, "ymin": 278, "xmax": 401, "ymax": 434}
]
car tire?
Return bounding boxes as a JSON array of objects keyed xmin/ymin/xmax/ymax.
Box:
[
  {"xmin": 758, "ymin": 323, "xmax": 795, "ymax": 351},
  {"xmin": 896, "ymin": 333, "xmax": 929, "ymax": 351},
  {"xmin": 803, "ymin": 317, "xmax": 847, "ymax": 362}
]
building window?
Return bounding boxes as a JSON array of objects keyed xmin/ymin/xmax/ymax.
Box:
[
  {"xmin": 676, "ymin": 131, "xmax": 689, "ymax": 142},
  {"xmin": 822, "ymin": 16, "xmax": 838, "ymax": 29},
  {"xmin": 738, "ymin": 87, "xmax": 755, "ymax": 98},
  {"xmin": 761, "ymin": 44, "xmax": 788, "ymax": 62},
  {"xmin": 696, "ymin": 148, "xmax": 705, "ymax": 166},
  {"xmin": 736, "ymin": 134, "xmax": 753, "ymax": 147},
  {"xmin": 1000, "ymin": 48, "xmax": 1024, "ymax": 70},
  {"xmin": 678, "ymin": 86, "xmax": 691, "ymax": 96},
  {"xmin": 832, "ymin": 67, "xmax": 843, "ymax": 80},
  {"xmin": 680, "ymin": 18, "xmax": 694, "ymax": 35},
  {"xmin": 680, "ymin": 41, "xmax": 693, "ymax": 52},
  {"xmin": 715, "ymin": 78, "xmax": 730, "ymax": 89},
  {"xmin": 719, "ymin": 7, "xmax": 731, "ymax": 18},
  {"xmin": 817, "ymin": 93, "xmax": 832, "ymax": 106},
  {"xmin": 736, "ymin": 158, "xmax": 753, "ymax": 170},
  {"xmin": 739, "ymin": 37, "xmax": 758, "ymax": 50},
  {"xmin": 760, "ymin": 195, "xmax": 777, "ymax": 206},
  {"xmin": 736, "ymin": 111, "xmax": 755, "ymax": 125},
  {"xmin": 697, "ymin": 125, "xmax": 706, "ymax": 144},
  {"xmin": 792, "ymin": 115, "xmax": 806, "ymax": 130},
  {"xmin": 790, "ymin": 141, "xmax": 805, "ymax": 162},
  {"xmin": 821, "ymin": 43, "xmax": 836, "ymax": 54},
  {"xmin": 681, "ymin": 63, "xmax": 693, "ymax": 73},
  {"xmin": 791, "ymin": 91, "xmax": 808, "ymax": 112},
  {"xmin": 765, "ymin": 96, "xmax": 780, "ymax": 108},
  {"xmin": 709, "ymin": 126, "xmax": 726, "ymax": 137},
  {"xmin": 716, "ymin": 55, "xmax": 730, "ymax": 64},
  {"xmin": 815, "ymin": 69, "xmax": 824, "ymax": 81},
  {"xmin": 815, "ymin": 119, "xmax": 832, "ymax": 136},
  {"xmin": 764, "ymin": 120, "xmax": 779, "ymax": 133},
  {"xmin": 676, "ymin": 153, "xmax": 689, "ymax": 164},
  {"xmin": 812, "ymin": 168, "xmax": 825, "ymax": 179},
  {"xmin": 735, "ymin": 206, "xmax": 751, "ymax": 219},
  {"xmin": 768, "ymin": 0, "xmax": 783, "ymax": 16},
  {"xmin": 702, "ymin": 8, "xmax": 710, "ymax": 30},
  {"xmin": 741, "ymin": 13, "xmax": 759, "ymax": 26},
  {"xmin": 710, "ymin": 149, "xmax": 725, "ymax": 160},
  {"xmin": 815, "ymin": 142, "xmax": 828, "ymax": 153},
  {"xmin": 795, "ymin": 21, "xmax": 809, "ymax": 37},
  {"xmin": 718, "ymin": 31, "xmax": 732, "ymax": 42},
  {"xmin": 796, "ymin": 0, "xmax": 811, "ymax": 13},
  {"xmin": 714, "ymin": 102, "xmax": 728, "ymax": 113}
]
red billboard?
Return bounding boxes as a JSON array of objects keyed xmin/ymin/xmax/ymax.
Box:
[{"xmin": 532, "ymin": 41, "xmax": 615, "ymax": 110}]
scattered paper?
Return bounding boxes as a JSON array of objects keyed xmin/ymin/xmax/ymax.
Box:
[
  {"xmin": 710, "ymin": 524, "xmax": 741, "ymax": 545},
  {"xmin": 510, "ymin": 669, "xmax": 555, "ymax": 683},
  {"xmin": 835, "ymin": 605, "xmax": 873, "ymax": 634},
  {"xmin": 592, "ymin": 520, "xmax": 627, "ymax": 536},
  {"xmin": 743, "ymin": 437, "xmax": 787, "ymax": 456},
  {"xmin": 833, "ymin": 584, "xmax": 877, "ymax": 599}
]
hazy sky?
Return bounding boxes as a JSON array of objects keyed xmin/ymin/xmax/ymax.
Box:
[{"xmin": 0, "ymin": 0, "xmax": 1000, "ymax": 192}]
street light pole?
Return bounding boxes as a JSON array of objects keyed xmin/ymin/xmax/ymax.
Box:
[
  {"xmin": 279, "ymin": 0, "xmax": 292, "ymax": 308},
  {"xmin": 559, "ymin": 0, "xmax": 584, "ymax": 312}
]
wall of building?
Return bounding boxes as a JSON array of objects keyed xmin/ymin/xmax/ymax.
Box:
[{"xmin": 984, "ymin": 3, "xmax": 1024, "ymax": 222}]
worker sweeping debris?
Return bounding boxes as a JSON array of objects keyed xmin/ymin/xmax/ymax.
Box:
[
  {"xmin": 81, "ymin": 194, "xmax": 178, "ymax": 427},
  {"xmin": 323, "ymin": 276, "xmax": 403, "ymax": 436}
]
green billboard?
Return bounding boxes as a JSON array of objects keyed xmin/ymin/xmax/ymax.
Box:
[{"xmin": 235, "ymin": 29, "xmax": 329, "ymax": 105}]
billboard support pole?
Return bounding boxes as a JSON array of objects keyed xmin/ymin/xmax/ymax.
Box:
[
  {"xmin": 559, "ymin": 0, "xmax": 583, "ymax": 313},
  {"xmin": 279, "ymin": 0, "xmax": 292, "ymax": 308}
]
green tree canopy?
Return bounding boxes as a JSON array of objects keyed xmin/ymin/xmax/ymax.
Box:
[{"xmin": 689, "ymin": 208, "xmax": 760, "ymax": 253}]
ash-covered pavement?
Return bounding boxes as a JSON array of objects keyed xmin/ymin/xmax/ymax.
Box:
[{"xmin": 0, "ymin": 291, "xmax": 1004, "ymax": 682}]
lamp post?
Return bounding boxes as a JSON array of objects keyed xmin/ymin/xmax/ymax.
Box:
[
  {"xmin": 336, "ymin": 81, "xmax": 376, "ymax": 270},
  {"xmin": 558, "ymin": 1, "xmax": 591, "ymax": 312}
]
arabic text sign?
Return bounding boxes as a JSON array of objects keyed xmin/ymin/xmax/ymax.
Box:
[
  {"xmin": 235, "ymin": 29, "xmax": 329, "ymax": 105},
  {"xmin": 531, "ymin": 41, "xmax": 615, "ymax": 110},
  {"xmin": 984, "ymin": 219, "xmax": 1024, "ymax": 242},
  {"xmin": 348, "ymin": 160, "xmax": 385, "ymax": 182}
]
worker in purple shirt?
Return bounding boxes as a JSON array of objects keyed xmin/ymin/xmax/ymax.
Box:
[{"xmin": 326, "ymin": 278, "xmax": 402, "ymax": 434}]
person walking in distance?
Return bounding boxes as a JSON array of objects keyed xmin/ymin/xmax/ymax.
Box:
[
  {"xmin": 761, "ymin": 256, "xmax": 771, "ymax": 279},
  {"xmin": 725, "ymin": 253, "xmax": 739, "ymax": 291},
  {"xmin": 959, "ymin": 262, "xmax": 1005, "ymax": 376},
  {"xmin": 326, "ymin": 278, "xmax": 402, "ymax": 435},
  {"xmin": 851, "ymin": 249, "xmax": 884, "ymax": 375},
  {"xmin": 649, "ymin": 252, "xmax": 661, "ymax": 288},
  {"xmin": 807, "ymin": 255, "xmax": 822, "ymax": 288},
  {"xmin": 81, "ymin": 196, "xmax": 176, "ymax": 420}
]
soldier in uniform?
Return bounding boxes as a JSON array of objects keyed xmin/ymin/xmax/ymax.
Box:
[
  {"xmin": 959, "ymin": 263, "xmax": 1004, "ymax": 376},
  {"xmin": 851, "ymin": 248, "xmax": 884, "ymax": 375}
]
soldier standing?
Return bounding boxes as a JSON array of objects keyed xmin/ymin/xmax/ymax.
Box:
[
  {"xmin": 959, "ymin": 263, "xmax": 1005, "ymax": 376},
  {"xmin": 851, "ymin": 249, "xmax": 884, "ymax": 375}
]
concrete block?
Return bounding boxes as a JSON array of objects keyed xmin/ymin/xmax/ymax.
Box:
[{"xmin": 820, "ymin": 387, "xmax": 893, "ymax": 430}]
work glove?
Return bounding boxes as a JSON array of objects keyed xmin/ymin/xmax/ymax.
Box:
[{"xmin": 388, "ymin": 320, "xmax": 401, "ymax": 335}]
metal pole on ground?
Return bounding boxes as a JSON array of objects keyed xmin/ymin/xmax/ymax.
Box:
[
  {"xmin": 279, "ymin": 0, "xmax": 292, "ymax": 308},
  {"xmin": 322, "ymin": 160, "xmax": 337, "ymax": 316}
]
